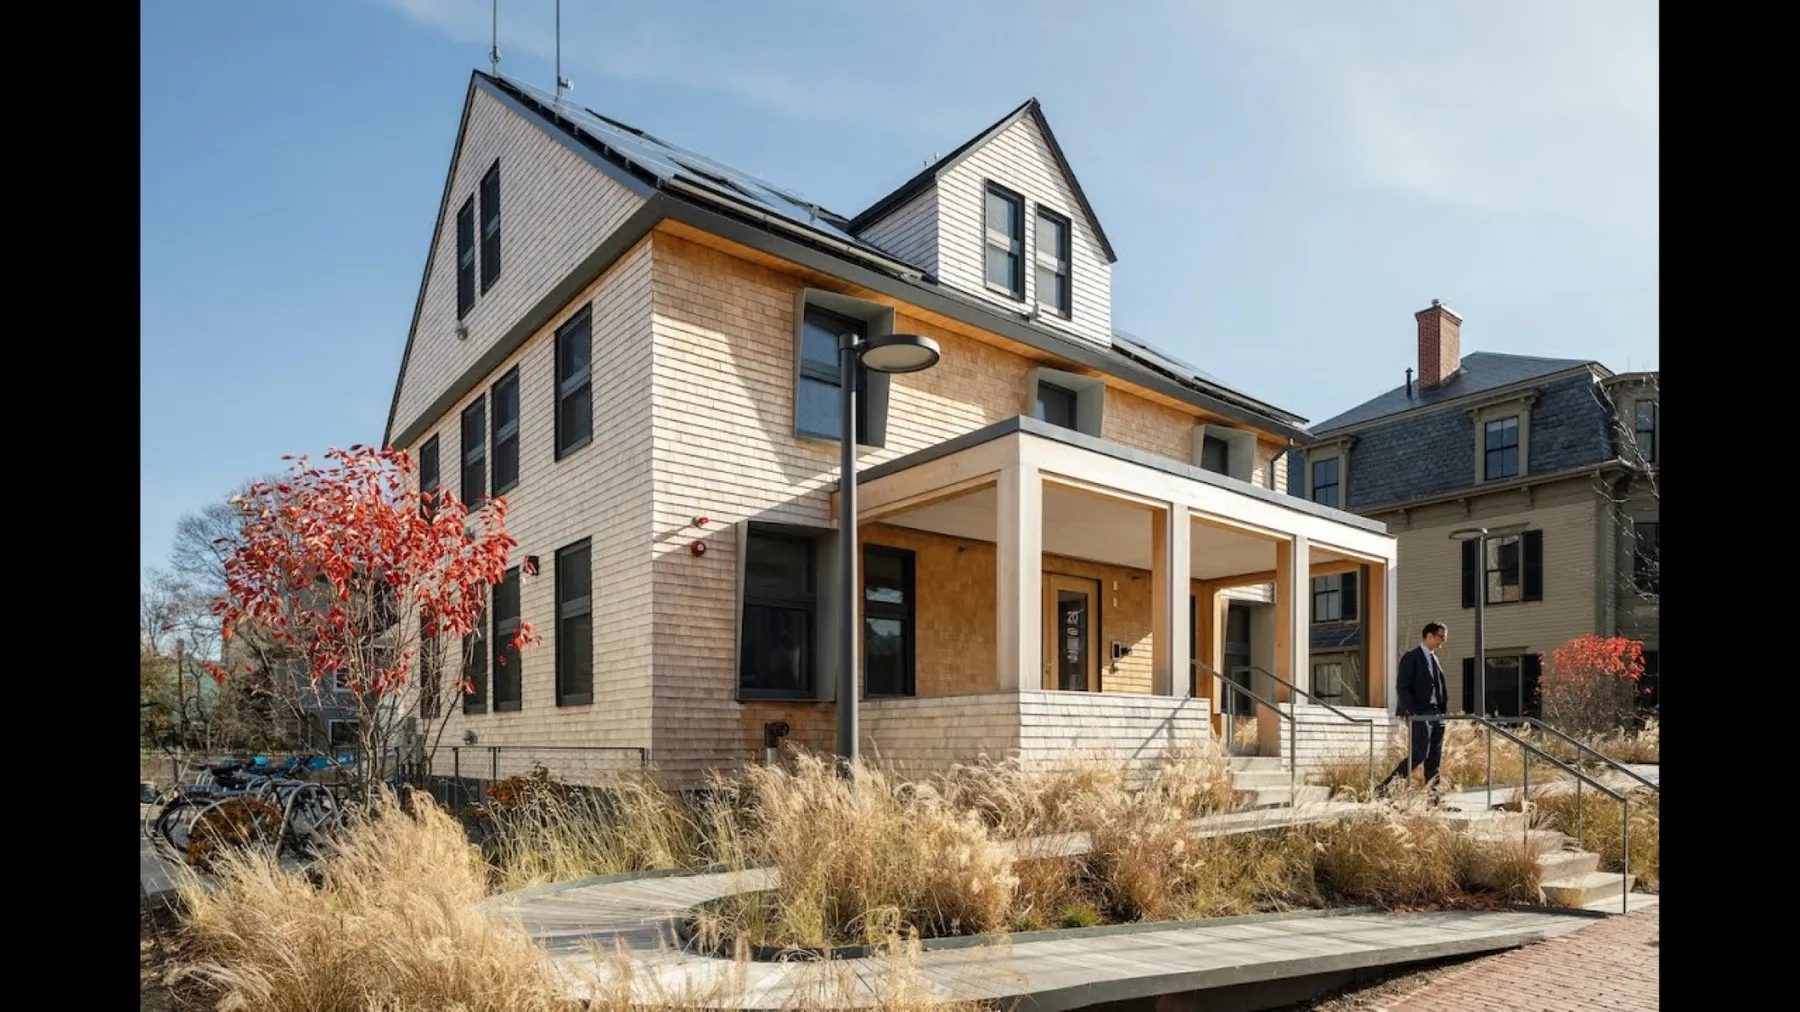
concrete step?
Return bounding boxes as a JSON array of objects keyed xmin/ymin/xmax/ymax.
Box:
[
  {"xmin": 1239, "ymin": 784, "xmax": 1331, "ymax": 809},
  {"xmin": 1231, "ymin": 769, "xmax": 1298, "ymax": 790},
  {"xmin": 1436, "ymin": 809, "xmax": 1528, "ymax": 835},
  {"xmin": 1542, "ymin": 870, "xmax": 1636, "ymax": 909},
  {"xmin": 1464, "ymin": 827, "xmax": 1567, "ymax": 857},
  {"xmin": 1537, "ymin": 850, "xmax": 1602, "ymax": 881},
  {"xmin": 1583, "ymin": 891, "xmax": 1658, "ymax": 915},
  {"xmin": 1228, "ymin": 756, "xmax": 1286, "ymax": 772}
]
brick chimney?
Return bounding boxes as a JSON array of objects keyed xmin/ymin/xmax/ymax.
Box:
[{"xmin": 1414, "ymin": 299, "xmax": 1462, "ymax": 391}]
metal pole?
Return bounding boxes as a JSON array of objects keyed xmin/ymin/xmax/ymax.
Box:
[
  {"xmin": 489, "ymin": 0, "xmax": 500, "ymax": 74},
  {"xmin": 1367, "ymin": 721, "xmax": 1375, "ymax": 800},
  {"xmin": 1520, "ymin": 747, "xmax": 1529, "ymax": 846},
  {"xmin": 836, "ymin": 334, "xmax": 860, "ymax": 785},
  {"xmin": 1474, "ymin": 534, "xmax": 1486, "ymax": 718},
  {"xmin": 1576, "ymin": 780, "xmax": 1584, "ymax": 849},
  {"xmin": 554, "ymin": 0, "xmax": 562, "ymax": 101},
  {"xmin": 1621, "ymin": 797, "xmax": 1631, "ymax": 914},
  {"xmin": 174, "ymin": 638, "xmax": 188, "ymax": 748},
  {"xmin": 1485, "ymin": 724, "xmax": 1493, "ymax": 811}
]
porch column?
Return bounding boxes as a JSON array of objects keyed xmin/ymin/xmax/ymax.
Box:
[
  {"xmin": 996, "ymin": 463, "xmax": 1042, "ymax": 691},
  {"xmin": 1363, "ymin": 561, "xmax": 1390, "ymax": 709},
  {"xmin": 1266, "ymin": 535, "xmax": 1310, "ymax": 757},
  {"xmin": 1195, "ymin": 582, "xmax": 1224, "ymax": 735},
  {"xmin": 1383, "ymin": 560, "xmax": 1399, "ymax": 711},
  {"xmin": 1151, "ymin": 504, "xmax": 1191, "ymax": 696}
]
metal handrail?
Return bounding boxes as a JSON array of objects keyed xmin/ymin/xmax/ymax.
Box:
[
  {"xmin": 1193, "ymin": 658, "xmax": 1297, "ymax": 799},
  {"xmin": 1419, "ymin": 714, "xmax": 1634, "ymax": 913},
  {"xmin": 1243, "ymin": 664, "xmax": 1378, "ymax": 798},
  {"xmin": 1493, "ymin": 716, "xmax": 1658, "ymax": 794}
]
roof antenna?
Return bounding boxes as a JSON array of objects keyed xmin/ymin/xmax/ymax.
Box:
[
  {"xmin": 554, "ymin": 0, "xmax": 573, "ymax": 104},
  {"xmin": 488, "ymin": 0, "xmax": 500, "ymax": 76},
  {"xmin": 1405, "ymin": 367, "xmax": 1414, "ymax": 398}
]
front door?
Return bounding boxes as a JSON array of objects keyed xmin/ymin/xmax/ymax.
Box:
[{"xmin": 1043, "ymin": 575, "xmax": 1101, "ymax": 691}]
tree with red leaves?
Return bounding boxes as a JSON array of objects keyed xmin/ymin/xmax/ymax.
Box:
[
  {"xmin": 1537, "ymin": 634, "xmax": 1645, "ymax": 738},
  {"xmin": 208, "ymin": 445, "xmax": 537, "ymax": 791}
]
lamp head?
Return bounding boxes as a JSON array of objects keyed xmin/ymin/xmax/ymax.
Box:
[{"xmin": 858, "ymin": 333, "xmax": 941, "ymax": 374}]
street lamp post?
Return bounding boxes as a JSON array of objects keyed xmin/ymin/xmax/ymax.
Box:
[{"xmin": 836, "ymin": 331, "xmax": 942, "ymax": 778}]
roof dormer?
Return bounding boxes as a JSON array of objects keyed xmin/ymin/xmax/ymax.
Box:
[{"xmin": 849, "ymin": 99, "xmax": 1116, "ymax": 349}]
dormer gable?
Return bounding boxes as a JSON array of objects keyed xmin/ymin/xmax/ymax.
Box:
[{"xmin": 849, "ymin": 99, "xmax": 1116, "ymax": 348}]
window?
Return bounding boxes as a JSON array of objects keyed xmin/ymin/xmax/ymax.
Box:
[
  {"xmin": 418, "ymin": 435, "xmax": 441, "ymax": 519},
  {"xmin": 740, "ymin": 531, "xmax": 815, "ymax": 698},
  {"xmin": 1311, "ymin": 658, "xmax": 1366, "ymax": 707},
  {"xmin": 983, "ymin": 183, "xmax": 1024, "ymax": 297},
  {"xmin": 1633, "ymin": 400, "xmax": 1657, "ymax": 463},
  {"xmin": 555, "ymin": 539, "xmax": 593, "ymax": 705},
  {"xmin": 864, "ymin": 546, "xmax": 916, "ymax": 697},
  {"xmin": 1459, "ymin": 654, "xmax": 1542, "ymax": 718},
  {"xmin": 1311, "ymin": 573, "xmax": 1358, "ymax": 623},
  {"xmin": 490, "ymin": 367, "xmax": 520, "ymax": 495},
  {"xmin": 460, "ymin": 397, "xmax": 486, "ymax": 506},
  {"xmin": 1034, "ymin": 208, "xmax": 1071, "ymax": 316},
  {"xmin": 492, "ymin": 566, "xmax": 522, "ymax": 711},
  {"xmin": 328, "ymin": 719, "xmax": 360, "ymax": 748},
  {"xmin": 1462, "ymin": 531, "xmax": 1543, "ymax": 606},
  {"xmin": 455, "ymin": 197, "xmax": 476, "ymax": 320},
  {"xmin": 1035, "ymin": 380, "xmax": 1078, "ymax": 430},
  {"xmin": 796, "ymin": 305, "xmax": 869, "ymax": 442},
  {"xmin": 463, "ymin": 619, "xmax": 487, "ymax": 715},
  {"xmin": 1638, "ymin": 650, "xmax": 1659, "ymax": 712},
  {"xmin": 1633, "ymin": 521, "xmax": 1659, "ymax": 595},
  {"xmin": 554, "ymin": 307, "xmax": 593, "ymax": 458},
  {"xmin": 1201, "ymin": 434, "xmax": 1231, "ymax": 476},
  {"xmin": 1484, "ymin": 416, "xmax": 1520, "ymax": 481},
  {"xmin": 1310, "ymin": 457, "xmax": 1340, "ymax": 508},
  {"xmin": 419, "ymin": 609, "xmax": 441, "ymax": 719},
  {"xmin": 479, "ymin": 161, "xmax": 501, "ymax": 293}
]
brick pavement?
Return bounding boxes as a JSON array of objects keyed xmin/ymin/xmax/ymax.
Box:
[{"xmin": 1380, "ymin": 906, "xmax": 1659, "ymax": 1011}]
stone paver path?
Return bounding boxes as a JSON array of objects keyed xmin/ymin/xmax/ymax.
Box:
[{"xmin": 1379, "ymin": 906, "xmax": 1658, "ymax": 1011}]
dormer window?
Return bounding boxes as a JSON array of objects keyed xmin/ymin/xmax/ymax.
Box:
[
  {"xmin": 1034, "ymin": 208, "xmax": 1072, "ymax": 317},
  {"xmin": 1035, "ymin": 380, "xmax": 1078, "ymax": 429},
  {"xmin": 1633, "ymin": 400, "xmax": 1657, "ymax": 463},
  {"xmin": 983, "ymin": 182, "xmax": 1024, "ymax": 299},
  {"xmin": 1483, "ymin": 417, "xmax": 1520, "ymax": 481}
]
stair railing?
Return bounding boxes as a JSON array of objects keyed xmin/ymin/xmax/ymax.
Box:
[
  {"xmin": 1242, "ymin": 664, "xmax": 1378, "ymax": 800},
  {"xmin": 1193, "ymin": 658, "xmax": 1296, "ymax": 801},
  {"xmin": 1419, "ymin": 714, "xmax": 1633, "ymax": 913}
]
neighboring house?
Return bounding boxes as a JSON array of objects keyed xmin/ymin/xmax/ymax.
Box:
[
  {"xmin": 384, "ymin": 71, "xmax": 1400, "ymax": 782},
  {"xmin": 1287, "ymin": 302, "xmax": 1660, "ymax": 717}
]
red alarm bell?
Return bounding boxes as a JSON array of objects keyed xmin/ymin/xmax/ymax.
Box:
[{"xmin": 690, "ymin": 540, "xmax": 707, "ymax": 556}]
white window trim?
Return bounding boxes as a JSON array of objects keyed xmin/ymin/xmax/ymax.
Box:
[{"xmin": 1303, "ymin": 435, "xmax": 1356, "ymax": 508}]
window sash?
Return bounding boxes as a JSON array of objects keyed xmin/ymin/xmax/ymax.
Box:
[
  {"xmin": 796, "ymin": 306, "xmax": 868, "ymax": 442},
  {"xmin": 455, "ymin": 198, "xmax": 476, "ymax": 319},
  {"xmin": 983, "ymin": 184, "xmax": 1024, "ymax": 295},
  {"xmin": 492, "ymin": 567, "xmax": 522, "ymax": 710},
  {"xmin": 741, "ymin": 532, "xmax": 817, "ymax": 698},
  {"xmin": 1633, "ymin": 522, "xmax": 1659, "ymax": 594},
  {"xmin": 1485, "ymin": 535, "xmax": 1523, "ymax": 604},
  {"xmin": 1034, "ymin": 209, "xmax": 1072, "ymax": 316},
  {"xmin": 1035, "ymin": 381, "xmax": 1078, "ymax": 429},
  {"xmin": 555, "ymin": 309, "xmax": 593, "ymax": 457},
  {"xmin": 418, "ymin": 436, "xmax": 441, "ymax": 519},
  {"xmin": 479, "ymin": 162, "xmax": 501, "ymax": 292},
  {"xmin": 461, "ymin": 398, "xmax": 486, "ymax": 506},
  {"xmin": 1484, "ymin": 417, "xmax": 1520, "ymax": 480},
  {"xmin": 1310, "ymin": 457, "xmax": 1340, "ymax": 507},
  {"xmin": 1633, "ymin": 401, "xmax": 1657, "ymax": 462},
  {"xmin": 555, "ymin": 541, "xmax": 593, "ymax": 704},
  {"xmin": 491, "ymin": 368, "xmax": 520, "ymax": 494}
]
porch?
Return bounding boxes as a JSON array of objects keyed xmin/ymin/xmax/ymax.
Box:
[{"xmin": 833, "ymin": 416, "xmax": 1402, "ymax": 770}]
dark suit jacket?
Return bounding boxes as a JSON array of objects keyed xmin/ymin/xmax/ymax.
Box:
[{"xmin": 1395, "ymin": 644, "xmax": 1448, "ymax": 717}]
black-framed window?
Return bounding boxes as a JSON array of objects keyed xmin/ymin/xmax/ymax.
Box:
[
  {"xmin": 983, "ymin": 182, "xmax": 1024, "ymax": 297},
  {"xmin": 1310, "ymin": 457, "xmax": 1340, "ymax": 508},
  {"xmin": 490, "ymin": 367, "xmax": 520, "ymax": 495},
  {"xmin": 479, "ymin": 161, "xmax": 501, "ymax": 293},
  {"xmin": 797, "ymin": 305, "xmax": 868, "ymax": 443},
  {"xmin": 555, "ymin": 307, "xmax": 593, "ymax": 458},
  {"xmin": 1633, "ymin": 521, "xmax": 1659, "ymax": 595},
  {"xmin": 555, "ymin": 539, "xmax": 593, "ymax": 706},
  {"xmin": 1311, "ymin": 657, "xmax": 1367, "ymax": 707},
  {"xmin": 1638, "ymin": 650, "xmax": 1659, "ymax": 711},
  {"xmin": 1484, "ymin": 416, "xmax": 1520, "ymax": 480},
  {"xmin": 1633, "ymin": 400, "xmax": 1657, "ymax": 463},
  {"xmin": 418, "ymin": 435, "xmax": 441, "ymax": 519},
  {"xmin": 1034, "ymin": 207, "xmax": 1072, "ymax": 317},
  {"xmin": 1311, "ymin": 573, "xmax": 1358, "ymax": 623},
  {"xmin": 1201, "ymin": 434, "xmax": 1231, "ymax": 476},
  {"xmin": 1035, "ymin": 380, "xmax": 1078, "ymax": 430},
  {"xmin": 740, "ymin": 531, "xmax": 815, "ymax": 698},
  {"xmin": 1459, "ymin": 654, "xmax": 1541, "ymax": 718},
  {"xmin": 328, "ymin": 719, "xmax": 360, "ymax": 748},
  {"xmin": 1462, "ymin": 531, "xmax": 1543, "ymax": 606},
  {"xmin": 455, "ymin": 197, "xmax": 476, "ymax": 320},
  {"xmin": 864, "ymin": 545, "xmax": 916, "ymax": 698},
  {"xmin": 419, "ymin": 610, "xmax": 441, "ymax": 720},
  {"xmin": 463, "ymin": 612, "xmax": 487, "ymax": 715},
  {"xmin": 460, "ymin": 397, "xmax": 486, "ymax": 506},
  {"xmin": 492, "ymin": 566, "xmax": 522, "ymax": 711}
]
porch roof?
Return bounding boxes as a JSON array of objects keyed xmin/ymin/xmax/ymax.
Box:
[{"xmin": 846, "ymin": 416, "xmax": 1390, "ymax": 537}]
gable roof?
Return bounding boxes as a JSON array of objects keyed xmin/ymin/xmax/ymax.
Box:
[
  {"xmin": 845, "ymin": 98, "xmax": 1119, "ymax": 264},
  {"xmin": 386, "ymin": 71, "xmax": 1311, "ymax": 448},
  {"xmin": 1310, "ymin": 352, "xmax": 1598, "ymax": 434}
]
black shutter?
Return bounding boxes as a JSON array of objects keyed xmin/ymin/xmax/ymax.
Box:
[
  {"xmin": 1522, "ymin": 530, "xmax": 1544, "ymax": 601},
  {"xmin": 1461, "ymin": 540, "xmax": 1478, "ymax": 609},
  {"xmin": 1342, "ymin": 572, "xmax": 1359, "ymax": 621},
  {"xmin": 1461, "ymin": 658, "xmax": 1475, "ymax": 714},
  {"xmin": 1522, "ymin": 653, "xmax": 1543, "ymax": 717}
]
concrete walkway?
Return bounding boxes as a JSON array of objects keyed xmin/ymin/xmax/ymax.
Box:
[{"xmin": 490, "ymin": 800, "xmax": 1626, "ymax": 1010}]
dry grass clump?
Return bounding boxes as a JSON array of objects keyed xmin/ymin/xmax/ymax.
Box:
[
  {"xmin": 707, "ymin": 752, "xmax": 1018, "ymax": 950},
  {"xmin": 175, "ymin": 792, "xmax": 582, "ymax": 1011},
  {"xmin": 935, "ymin": 752, "xmax": 1125, "ymax": 838},
  {"xmin": 482, "ymin": 768, "xmax": 706, "ymax": 892},
  {"xmin": 1529, "ymin": 785, "xmax": 1659, "ymax": 892},
  {"xmin": 1588, "ymin": 719, "xmax": 1659, "ymax": 765},
  {"xmin": 1309, "ymin": 807, "xmax": 1539, "ymax": 910}
]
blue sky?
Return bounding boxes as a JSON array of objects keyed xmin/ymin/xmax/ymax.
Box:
[{"xmin": 141, "ymin": 0, "xmax": 1658, "ymax": 576}]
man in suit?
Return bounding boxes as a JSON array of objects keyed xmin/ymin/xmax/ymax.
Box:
[{"xmin": 1375, "ymin": 622, "xmax": 1451, "ymax": 801}]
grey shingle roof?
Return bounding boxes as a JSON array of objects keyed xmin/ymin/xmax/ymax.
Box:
[{"xmin": 1311, "ymin": 352, "xmax": 1594, "ymax": 434}]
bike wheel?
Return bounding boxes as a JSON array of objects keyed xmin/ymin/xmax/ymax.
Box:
[
  {"xmin": 185, "ymin": 795, "xmax": 284, "ymax": 871},
  {"xmin": 156, "ymin": 795, "xmax": 208, "ymax": 855},
  {"xmin": 281, "ymin": 784, "xmax": 345, "ymax": 859}
]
